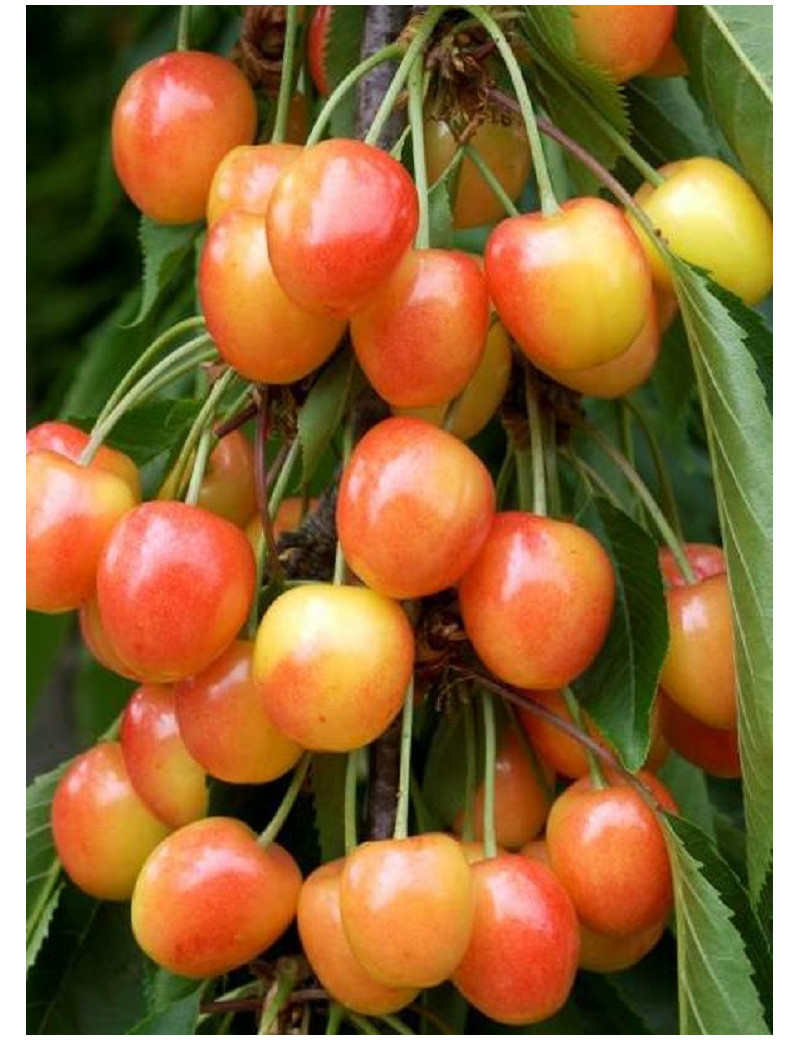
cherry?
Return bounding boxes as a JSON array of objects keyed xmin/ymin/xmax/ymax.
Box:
[
  {"xmin": 112, "ymin": 50, "xmax": 257, "ymax": 223},
  {"xmin": 516, "ymin": 689, "xmax": 609, "ymax": 779},
  {"xmin": 660, "ymin": 690, "xmax": 741, "ymax": 778},
  {"xmin": 95, "ymin": 501, "xmax": 255, "ymax": 683},
  {"xmin": 199, "ymin": 209, "xmax": 346, "ymax": 385},
  {"xmin": 51, "ymin": 742, "xmax": 171, "ymax": 901},
  {"xmin": 26, "ymin": 420, "xmax": 141, "ymax": 500},
  {"xmin": 458, "ymin": 512, "xmax": 616, "ymax": 690},
  {"xmin": 131, "ymin": 818, "xmax": 301, "ymax": 978},
  {"xmin": 120, "ymin": 683, "xmax": 208, "ymax": 828},
  {"xmin": 485, "ymin": 197, "xmax": 652, "ymax": 371},
  {"xmin": 160, "ymin": 429, "xmax": 257, "ymax": 527},
  {"xmin": 569, "ymin": 5, "xmax": 677, "ymax": 83},
  {"xmin": 79, "ymin": 595, "xmax": 143, "ymax": 680},
  {"xmin": 336, "ymin": 417, "xmax": 495, "ymax": 600},
  {"xmin": 206, "ymin": 142, "xmax": 302, "ymax": 226},
  {"xmin": 452, "ymin": 853, "xmax": 580, "ymax": 1025},
  {"xmin": 350, "ymin": 249, "xmax": 490, "ymax": 409},
  {"xmin": 307, "ymin": 5, "xmax": 332, "ymax": 96},
  {"xmin": 660, "ymin": 542, "xmax": 725, "ymax": 587},
  {"xmin": 339, "ymin": 833, "xmax": 474, "ymax": 988},
  {"xmin": 174, "ymin": 640, "xmax": 303, "ymax": 785},
  {"xmin": 265, "ymin": 139, "xmax": 418, "ymax": 318},
  {"xmin": 298, "ymin": 859, "xmax": 419, "ymax": 1014},
  {"xmin": 253, "ymin": 584, "xmax": 414, "ymax": 752}
]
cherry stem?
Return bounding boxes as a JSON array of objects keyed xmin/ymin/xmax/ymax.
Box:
[
  {"xmin": 463, "ymin": 6, "xmax": 559, "ymax": 216},
  {"xmin": 346, "ymin": 1011, "xmax": 380, "ymax": 1035},
  {"xmin": 566, "ymin": 447, "xmax": 625, "ymax": 510},
  {"xmin": 177, "ymin": 6, "xmax": 191, "ymax": 51},
  {"xmin": 363, "ymin": 7, "xmax": 446, "ymax": 148},
  {"xmin": 215, "ymin": 387, "xmax": 256, "ymax": 436},
  {"xmin": 525, "ymin": 365, "xmax": 548, "ymax": 516},
  {"xmin": 272, "ymin": 5, "xmax": 299, "ymax": 145},
  {"xmin": 462, "ymin": 697, "xmax": 477, "ymax": 842},
  {"xmin": 257, "ymin": 751, "xmax": 312, "ymax": 848},
  {"xmin": 514, "ymin": 448, "xmax": 533, "ymax": 512},
  {"xmin": 333, "ymin": 416, "xmax": 355, "ymax": 585},
  {"xmin": 463, "ymin": 143, "xmax": 519, "ymax": 218},
  {"xmin": 326, "ymin": 1003, "xmax": 344, "ymax": 1035},
  {"xmin": 392, "ymin": 678, "xmax": 416, "ymax": 842},
  {"xmin": 389, "ymin": 124, "xmax": 411, "ymax": 159},
  {"xmin": 344, "ymin": 750, "xmax": 359, "ymax": 855},
  {"xmin": 479, "ymin": 687, "xmax": 498, "ymax": 859},
  {"xmin": 381, "ymin": 1014, "xmax": 415, "ymax": 1035},
  {"xmin": 623, "ymin": 397, "xmax": 685, "ymax": 544},
  {"xmin": 408, "ymin": 54, "xmax": 430, "ymax": 249},
  {"xmin": 562, "ymin": 687, "xmax": 606, "ymax": 789},
  {"xmin": 617, "ymin": 400, "xmax": 648, "ymax": 529},
  {"xmin": 578, "ymin": 418, "xmax": 696, "ymax": 584},
  {"xmin": 170, "ymin": 368, "xmax": 238, "ymax": 502},
  {"xmin": 184, "ymin": 426, "xmax": 213, "ymax": 506},
  {"xmin": 258, "ymin": 960, "xmax": 299, "ymax": 1034},
  {"xmin": 254, "ymin": 387, "xmax": 285, "ymax": 585},
  {"xmin": 495, "ymin": 438, "xmax": 515, "ymax": 508},
  {"xmin": 499, "ymin": 698, "xmax": 555, "ymax": 800}
]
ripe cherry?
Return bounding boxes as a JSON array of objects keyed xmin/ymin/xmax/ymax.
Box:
[
  {"xmin": 26, "ymin": 421, "xmax": 141, "ymax": 500},
  {"xmin": 337, "ymin": 417, "xmax": 495, "ymax": 600},
  {"xmin": 51, "ymin": 742, "xmax": 171, "ymax": 901},
  {"xmin": 660, "ymin": 690, "xmax": 741, "ymax": 778},
  {"xmin": 79, "ymin": 595, "xmax": 143, "ymax": 680},
  {"xmin": 516, "ymin": 689, "xmax": 609, "ymax": 779},
  {"xmin": 160, "ymin": 430, "xmax": 257, "ymax": 527},
  {"xmin": 206, "ymin": 142, "xmax": 301, "ymax": 226},
  {"xmin": 569, "ymin": 5, "xmax": 677, "ymax": 83},
  {"xmin": 112, "ymin": 51, "xmax": 257, "ymax": 223},
  {"xmin": 131, "ymin": 818, "xmax": 301, "ymax": 978}
]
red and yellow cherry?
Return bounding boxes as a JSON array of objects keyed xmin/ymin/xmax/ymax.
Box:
[
  {"xmin": 452, "ymin": 853, "xmax": 580, "ymax": 1025},
  {"xmin": 26, "ymin": 421, "xmax": 141, "ymax": 500},
  {"xmin": 337, "ymin": 417, "xmax": 495, "ymax": 600},
  {"xmin": 27, "ymin": 450, "xmax": 138, "ymax": 614},
  {"xmin": 307, "ymin": 5, "xmax": 332, "ymax": 96},
  {"xmin": 424, "ymin": 116, "xmax": 532, "ymax": 229},
  {"xmin": 516, "ymin": 689, "xmax": 608, "ymax": 780},
  {"xmin": 199, "ymin": 209, "xmax": 346, "ymax": 384},
  {"xmin": 454, "ymin": 726, "xmax": 553, "ymax": 850},
  {"xmin": 175, "ymin": 640, "xmax": 303, "ymax": 784},
  {"xmin": 339, "ymin": 833, "xmax": 474, "ymax": 988},
  {"xmin": 546, "ymin": 776, "xmax": 672, "ymax": 938},
  {"xmin": 660, "ymin": 690, "xmax": 741, "ymax": 778},
  {"xmin": 206, "ymin": 142, "xmax": 302, "ymax": 226},
  {"xmin": 197, "ymin": 430, "xmax": 257, "ymax": 527},
  {"xmin": 631, "ymin": 157, "xmax": 773, "ymax": 305},
  {"xmin": 351, "ymin": 249, "xmax": 490, "ymax": 408},
  {"xmin": 266, "ymin": 139, "xmax": 418, "ymax": 318},
  {"xmin": 569, "ymin": 5, "xmax": 677, "ymax": 83},
  {"xmin": 120, "ymin": 683, "xmax": 208, "ymax": 828},
  {"xmin": 660, "ymin": 542, "xmax": 725, "ymax": 587},
  {"xmin": 131, "ymin": 818, "xmax": 301, "ymax": 978},
  {"xmin": 96, "ymin": 501, "xmax": 255, "ymax": 683},
  {"xmin": 394, "ymin": 319, "xmax": 512, "ymax": 440},
  {"xmin": 486, "ymin": 198, "xmax": 652, "ymax": 371},
  {"xmin": 79, "ymin": 595, "xmax": 143, "ymax": 680},
  {"xmin": 51, "ymin": 742, "xmax": 172, "ymax": 901},
  {"xmin": 458, "ymin": 512, "xmax": 616, "ymax": 690},
  {"xmin": 112, "ymin": 50, "xmax": 257, "ymax": 223},
  {"xmin": 253, "ymin": 584, "xmax": 414, "ymax": 751},
  {"xmin": 298, "ymin": 859, "xmax": 418, "ymax": 1014}
]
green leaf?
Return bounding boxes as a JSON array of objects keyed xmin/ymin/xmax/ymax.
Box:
[
  {"xmin": 27, "ymin": 762, "xmax": 70, "ymax": 972},
  {"xmin": 658, "ymin": 754, "xmax": 714, "ymax": 837},
  {"xmin": 297, "ymin": 348, "xmax": 359, "ymax": 484},
  {"xmin": 69, "ymin": 397, "xmax": 204, "ymax": 468},
  {"xmin": 26, "ymin": 611, "xmax": 72, "ymax": 719},
  {"xmin": 311, "ymin": 753, "xmax": 347, "ymax": 863},
  {"xmin": 27, "ymin": 881, "xmax": 65, "ymax": 975},
  {"xmin": 573, "ymin": 500, "xmax": 669, "ymax": 770},
  {"xmin": 627, "ymin": 76, "xmax": 732, "ymax": 169},
  {"xmin": 427, "ymin": 165, "xmax": 455, "ymax": 250},
  {"xmin": 672, "ymin": 262, "xmax": 772, "ymax": 899},
  {"xmin": 662, "ymin": 814, "xmax": 769, "ymax": 1033},
  {"xmin": 132, "ymin": 968, "xmax": 204, "ymax": 1035},
  {"xmin": 73, "ymin": 652, "xmax": 135, "ymax": 746},
  {"xmin": 677, "ymin": 5, "xmax": 772, "ymax": 210},
  {"xmin": 323, "ymin": 6, "xmax": 367, "ymax": 138},
  {"xmin": 128, "ymin": 217, "xmax": 202, "ymax": 327}
]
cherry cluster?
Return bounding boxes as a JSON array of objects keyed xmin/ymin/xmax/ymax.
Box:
[{"xmin": 26, "ymin": 4, "xmax": 771, "ymax": 1030}]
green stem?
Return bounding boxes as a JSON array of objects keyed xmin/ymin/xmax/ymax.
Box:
[
  {"xmin": 254, "ymin": 391, "xmax": 286, "ymax": 586},
  {"xmin": 464, "ymin": 5, "xmax": 558, "ymax": 215},
  {"xmin": 562, "ymin": 687, "xmax": 606, "ymax": 789},
  {"xmin": 381, "ymin": 1015, "xmax": 414, "ymax": 1036},
  {"xmin": 392, "ymin": 679, "xmax": 415, "ymax": 841},
  {"xmin": 334, "ymin": 416, "xmax": 355, "ymax": 584},
  {"xmin": 514, "ymin": 448, "xmax": 533, "ymax": 512},
  {"xmin": 408, "ymin": 55, "xmax": 429, "ymax": 249},
  {"xmin": 258, "ymin": 962, "xmax": 298, "ymax": 1034},
  {"xmin": 463, "ymin": 143, "xmax": 519, "ymax": 218},
  {"xmin": 326, "ymin": 1003, "xmax": 344, "ymax": 1035},
  {"xmin": 307, "ymin": 43, "xmax": 405, "ymax": 147},
  {"xmin": 567, "ymin": 447, "xmax": 625, "ymax": 510},
  {"xmin": 390, "ymin": 124, "xmax": 412, "ymax": 159},
  {"xmin": 168, "ymin": 368, "xmax": 238, "ymax": 501},
  {"xmin": 177, "ymin": 6, "xmax": 191, "ymax": 50},
  {"xmin": 269, "ymin": 436, "xmax": 301, "ymax": 515},
  {"xmin": 480, "ymin": 688, "xmax": 498, "ymax": 860},
  {"xmin": 184, "ymin": 426, "xmax": 213, "ymax": 506},
  {"xmin": 617, "ymin": 400, "xmax": 647, "ymax": 528},
  {"xmin": 257, "ymin": 752, "xmax": 313, "ymax": 848},
  {"xmin": 364, "ymin": 8, "xmax": 446, "ymax": 148},
  {"xmin": 495, "ymin": 437, "xmax": 515, "ymax": 508},
  {"xmin": 272, "ymin": 6, "xmax": 299, "ymax": 144},
  {"xmin": 623, "ymin": 397, "xmax": 685, "ymax": 543},
  {"xmin": 344, "ymin": 750, "xmax": 359, "ymax": 855},
  {"xmin": 525, "ymin": 366, "xmax": 547, "ymax": 516},
  {"xmin": 346, "ymin": 1012, "xmax": 380, "ymax": 1035},
  {"xmin": 462, "ymin": 698, "xmax": 477, "ymax": 843}
]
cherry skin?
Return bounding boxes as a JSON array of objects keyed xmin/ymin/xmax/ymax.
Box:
[
  {"xmin": 265, "ymin": 138, "xmax": 418, "ymax": 318},
  {"xmin": 26, "ymin": 421, "xmax": 141, "ymax": 500},
  {"xmin": 307, "ymin": 5, "xmax": 332, "ymax": 96},
  {"xmin": 174, "ymin": 640, "xmax": 303, "ymax": 784},
  {"xmin": 120, "ymin": 683, "xmax": 208, "ymax": 828},
  {"xmin": 206, "ymin": 142, "xmax": 302, "ymax": 226},
  {"xmin": 350, "ymin": 249, "xmax": 490, "ymax": 408},
  {"xmin": 253, "ymin": 584, "xmax": 414, "ymax": 752},
  {"xmin": 112, "ymin": 50, "xmax": 257, "ymax": 223},
  {"xmin": 424, "ymin": 116, "xmax": 532, "ymax": 229},
  {"xmin": 660, "ymin": 542, "xmax": 725, "ymax": 587},
  {"xmin": 27, "ymin": 450, "xmax": 138, "ymax": 614},
  {"xmin": 631, "ymin": 157, "xmax": 773, "ymax": 306},
  {"xmin": 159, "ymin": 430, "xmax": 257, "ymax": 527},
  {"xmin": 546, "ymin": 777, "xmax": 673, "ymax": 938},
  {"xmin": 51, "ymin": 742, "xmax": 172, "ymax": 901},
  {"xmin": 458, "ymin": 512, "xmax": 616, "ymax": 690},
  {"xmin": 339, "ymin": 833, "xmax": 474, "ymax": 988},
  {"xmin": 298, "ymin": 859, "xmax": 418, "ymax": 1014},
  {"xmin": 569, "ymin": 5, "xmax": 677, "ymax": 83},
  {"xmin": 452, "ymin": 853, "xmax": 580, "ymax": 1025},
  {"xmin": 199, "ymin": 209, "xmax": 346, "ymax": 385},
  {"xmin": 660, "ymin": 690, "xmax": 741, "ymax": 778},
  {"xmin": 516, "ymin": 689, "xmax": 609, "ymax": 780},
  {"xmin": 96, "ymin": 501, "xmax": 255, "ymax": 683},
  {"xmin": 131, "ymin": 818, "xmax": 301, "ymax": 978},
  {"xmin": 79, "ymin": 595, "xmax": 143, "ymax": 680},
  {"xmin": 337, "ymin": 417, "xmax": 495, "ymax": 600}
]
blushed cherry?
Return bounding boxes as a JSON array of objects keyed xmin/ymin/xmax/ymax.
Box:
[
  {"xmin": 26, "ymin": 421, "xmax": 141, "ymax": 500},
  {"xmin": 79, "ymin": 595, "xmax": 143, "ymax": 680},
  {"xmin": 569, "ymin": 5, "xmax": 677, "ymax": 83},
  {"xmin": 206, "ymin": 142, "xmax": 302, "ymax": 226},
  {"xmin": 660, "ymin": 690, "xmax": 741, "ymax": 778}
]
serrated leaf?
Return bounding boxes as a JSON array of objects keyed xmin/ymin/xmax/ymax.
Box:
[
  {"xmin": 142, "ymin": 959, "xmax": 204, "ymax": 1015},
  {"xmin": 129, "ymin": 986, "xmax": 204, "ymax": 1034},
  {"xmin": 627, "ymin": 76, "xmax": 732, "ymax": 168},
  {"xmin": 27, "ymin": 762, "xmax": 70, "ymax": 972},
  {"xmin": 658, "ymin": 754, "xmax": 715, "ymax": 837},
  {"xmin": 677, "ymin": 5, "xmax": 772, "ymax": 210},
  {"xmin": 129, "ymin": 217, "xmax": 202, "ymax": 327},
  {"xmin": 323, "ymin": 6, "xmax": 366, "ymax": 138},
  {"xmin": 27, "ymin": 881, "xmax": 65, "ymax": 974},
  {"xmin": 297, "ymin": 348, "xmax": 358, "ymax": 484},
  {"xmin": 428, "ymin": 164, "xmax": 455, "ymax": 250},
  {"xmin": 662, "ymin": 814, "xmax": 769, "ymax": 1033},
  {"xmin": 573, "ymin": 500, "xmax": 668, "ymax": 770},
  {"xmin": 672, "ymin": 262, "xmax": 772, "ymax": 899},
  {"xmin": 311, "ymin": 753, "xmax": 347, "ymax": 863}
]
